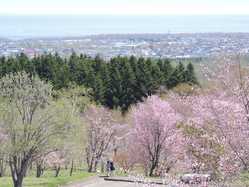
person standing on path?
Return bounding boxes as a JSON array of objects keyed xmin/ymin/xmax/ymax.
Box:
[
  {"xmin": 110, "ymin": 161, "xmax": 115, "ymax": 176},
  {"xmin": 106, "ymin": 160, "xmax": 111, "ymax": 176}
]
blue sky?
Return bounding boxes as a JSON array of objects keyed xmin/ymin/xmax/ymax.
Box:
[{"xmin": 1, "ymin": 0, "xmax": 249, "ymax": 15}]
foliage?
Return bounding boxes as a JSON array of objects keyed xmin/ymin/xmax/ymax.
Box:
[
  {"xmin": 0, "ymin": 53, "xmax": 198, "ymax": 112},
  {"xmin": 0, "ymin": 72, "xmax": 72, "ymax": 187}
]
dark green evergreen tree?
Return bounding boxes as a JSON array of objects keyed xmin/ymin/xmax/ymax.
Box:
[
  {"xmin": 0, "ymin": 53, "xmax": 199, "ymax": 112},
  {"xmin": 184, "ymin": 62, "xmax": 198, "ymax": 85}
]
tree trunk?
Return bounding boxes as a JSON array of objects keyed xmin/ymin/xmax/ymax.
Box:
[
  {"xmin": 55, "ymin": 166, "xmax": 61, "ymax": 177},
  {"xmin": 36, "ymin": 163, "xmax": 43, "ymax": 178},
  {"xmin": 149, "ymin": 163, "xmax": 157, "ymax": 177},
  {"xmin": 11, "ymin": 169, "xmax": 25, "ymax": 187},
  {"xmin": 9, "ymin": 156, "xmax": 29, "ymax": 187},
  {"xmin": 88, "ymin": 164, "xmax": 93, "ymax": 172},
  {"xmin": 87, "ymin": 158, "xmax": 94, "ymax": 172},
  {"xmin": 0, "ymin": 159, "xmax": 5, "ymax": 177},
  {"xmin": 93, "ymin": 160, "xmax": 99, "ymax": 172},
  {"xmin": 70, "ymin": 160, "xmax": 74, "ymax": 176},
  {"xmin": 13, "ymin": 180, "xmax": 23, "ymax": 187},
  {"xmin": 30, "ymin": 162, "xmax": 33, "ymax": 170},
  {"xmin": 41, "ymin": 168, "xmax": 44, "ymax": 175}
]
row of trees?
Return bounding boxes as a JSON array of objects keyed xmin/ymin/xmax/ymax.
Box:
[
  {"xmin": 0, "ymin": 53, "xmax": 198, "ymax": 112},
  {"xmin": 0, "ymin": 71, "xmax": 127, "ymax": 187},
  {"xmin": 112, "ymin": 59, "xmax": 249, "ymax": 181},
  {"xmin": 1, "ymin": 56, "xmax": 249, "ymax": 186},
  {"xmin": 0, "ymin": 53, "xmax": 198, "ymax": 187}
]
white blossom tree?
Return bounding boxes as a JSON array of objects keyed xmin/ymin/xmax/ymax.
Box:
[{"xmin": 0, "ymin": 72, "xmax": 69, "ymax": 187}]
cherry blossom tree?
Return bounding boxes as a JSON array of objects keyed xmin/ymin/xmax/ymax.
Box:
[
  {"xmin": 169, "ymin": 91, "xmax": 247, "ymax": 176},
  {"xmin": 113, "ymin": 131, "xmax": 140, "ymax": 174},
  {"xmin": 131, "ymin": 95, "xmax": 182, "ymax": 176},
  {"xmin": 200, "ymin": 57, "xmax": 249, "ymax": 174},
  {"xmin": 84, "ymin": 106, "xmax": 117, "ymax": 172},
  {"xmin": 167, "ymin": 57, "xmax": 249, "ymax": 179},
  {"xmin": 44, "ymin": 151, "xmax": 66, "ymax": 177}
]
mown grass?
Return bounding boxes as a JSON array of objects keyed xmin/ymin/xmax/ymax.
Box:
[
  {"xmin": 0, "ymin": 169, "xmax": 94, "ymax": 187},
  {"xmin": 235, "ymin": 172, "xmax": 249, "ymax": 186}
]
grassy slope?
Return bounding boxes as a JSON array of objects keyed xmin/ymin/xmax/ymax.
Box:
[{"xmin": 0, "ymin": 170, "xmax": 94, "ymax": 187}]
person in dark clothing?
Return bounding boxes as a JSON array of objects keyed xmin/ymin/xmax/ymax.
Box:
[
  {"xmin": 106, "ymin": 161, "xmax": 111, "ymax": 176},
  {"xmin": 110, "ymin": 161, "xmax": 115, "ymax": 176}
]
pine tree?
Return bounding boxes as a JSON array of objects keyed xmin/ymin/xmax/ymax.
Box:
[
  {"xmin": 161, "ymin": 59, "xmax": 173, "ymax": 86},
  {"xmin": 0, "ymin": 53, "xmax": 199, "ymax": 112},
  {"xmin": 168, "ymin": 62, "xmax": 185, "ymax": 88},
  {"xmin": 184, "ymin": 62, "xmax": 198, "ymax": 85},
  {"xmin": 90, "ymin": 74, "xmax": 105, "ymax": 104},
  {"xmin": 120, "ymin": 60, "xmax": 137, "ymax": 112}
]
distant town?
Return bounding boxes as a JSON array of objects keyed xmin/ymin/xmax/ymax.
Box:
[{"xmin": 1, "ymin": 33, "xmax": 249, "ymax": 59}]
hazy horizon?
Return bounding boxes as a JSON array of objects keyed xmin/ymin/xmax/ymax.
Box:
[
  {"xmin": 1, "ymin": 0, "xmax": 249, "ymax": 15},
  {"xmin": 1, "ymin": 15, "xmax": 249, "ymax": 39},
  {"xmin": 1, "ymin": 0, "xmax": 249, "ymax": 38}
]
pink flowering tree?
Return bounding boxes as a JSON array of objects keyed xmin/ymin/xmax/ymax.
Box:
[
  {"xmin": 84, "ymin": 106, "xmax": 117, "ymax": 172},
  {"xmin": 170, "ymin": 91, "xmax": 248, "ymax": 177},
  {"xmin": 200, "ymin": 58, "xmax": 249, "ymax": 173},
  {"xmin": 113, "ymin": 129, "xmax": 141, "ymax": 174},
  {"xmin": 44, "ymin": 151, "xmax": 66, "ymax": 177},
  {"xmin": 131, "ymin": 95, "xmax": 182, "ymax": 176},
  {"xmin": 168, "ymin": 57, "xmax": 249, "ymax": 179}
]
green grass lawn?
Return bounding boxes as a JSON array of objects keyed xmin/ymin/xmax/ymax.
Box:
[{"xmin": 0, "ymin": 169, "xmax": 94, "ymax": 187}]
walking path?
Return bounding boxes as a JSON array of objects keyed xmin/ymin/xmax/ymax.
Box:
[{"xmin": 63, "ymin": 177, "xmax": 136, "ymax": 187}]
